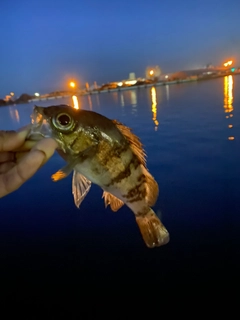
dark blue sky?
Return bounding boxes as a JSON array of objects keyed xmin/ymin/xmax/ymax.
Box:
[{"xmin": 1, "ymin": 0, "xmax": 240, "ymax": 96}]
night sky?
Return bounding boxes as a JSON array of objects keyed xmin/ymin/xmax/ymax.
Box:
[{"xmin": 1, "ymin": 0, "xmax": 240, "ymax": 96}]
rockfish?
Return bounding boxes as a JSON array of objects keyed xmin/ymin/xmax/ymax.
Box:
[{"xmin": 28, "ymin": 104, "xmax": 169, "ymax": 248}]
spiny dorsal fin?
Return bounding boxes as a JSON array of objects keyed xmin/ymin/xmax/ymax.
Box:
[
  {"xmin": 113, "ymin": 120, "xmax": 146, "ymax": 167},
  {"xmin": 102, "ymin": 191, "xmax": 124, "ymax": 212}
]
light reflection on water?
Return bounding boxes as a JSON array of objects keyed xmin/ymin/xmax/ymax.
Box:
[
  {"xmin": 8, "ymin": 106, "xmax": 20, "ymax": 123},
  {"xmin": 223, "ymin": 75, "xmax": 234, "ymax": 140},
  {"xmin": 151, "ymin": 87, "xmax": 159, "ymax": 131},
  {"xmin": 72, "ymin": 95, "xmax": 79, "ymax": 109},
  {"xmin": 87, "ymin": 95, "xmax": 93, "ymax": 110}
]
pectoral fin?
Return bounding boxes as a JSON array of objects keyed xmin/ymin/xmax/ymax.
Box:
[
  {"xmin": 72, "ymin": 171, "xmax": 91, "ymax": 208},
  {"xmin": 102, "ymin": 191, "xmax": 124, "ymax": 212},
  {"xmin": 51, "ymin": 161, "xmax": 78, "ymax": 181},
  {"xmin": 52, "ymin": 145, "xmax": 97, "ymax": 182}
]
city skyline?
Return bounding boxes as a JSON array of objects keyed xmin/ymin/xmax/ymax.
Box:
[{"xmin": 1, "ymin": 0, "xmax": 240, "ymax": 95}]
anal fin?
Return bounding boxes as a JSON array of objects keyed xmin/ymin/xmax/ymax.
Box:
[{"xmin": 102, "ymin": 191, "xmax": 124, "ymax": 212}]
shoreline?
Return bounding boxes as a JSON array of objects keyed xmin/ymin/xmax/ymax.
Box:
[
  {"xmin": 1, "ymin": 71, "xmax": 240, "ymax": 106},
  {"xmin": 29, "ymin": 71, "xmax": 240, "ymax": 102}
]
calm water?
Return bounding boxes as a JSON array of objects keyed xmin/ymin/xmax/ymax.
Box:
[{"xmin": 1, "ymin": 76, "xmax": 240, "ymax": 302}]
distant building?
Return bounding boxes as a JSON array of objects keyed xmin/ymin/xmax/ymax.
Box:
[
  {"xmin": 145, "ymin": 66, "xmax": 161, "ymax": 80},
  {"xmin": 129, "ymin": 72, "xmax": 136, "ymax": 80}
]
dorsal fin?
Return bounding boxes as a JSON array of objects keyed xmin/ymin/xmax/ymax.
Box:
[
  {"xmin": 143, "ymin": 166, "xmax": 159, "ymax": 206},
  {"xmin": 113, "ymin": 120, "xmax": 146, "ymax": 167},
  {"xmin": 102, "ymin": 191, "xmax": 124, "ymax": 212}
]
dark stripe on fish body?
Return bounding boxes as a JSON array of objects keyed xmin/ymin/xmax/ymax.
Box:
[
  {"xmin": 137, "ymin": 174, "xmax": 147, "ymax": 183},
  {"xmin": 109, "ymin": 163, "xmax": 131, "ymax": 185},
  {"xmin": 123, "ymin": 181, "xmax": 146, "ymax": 200},
  {"xmin": 131, "ymin": 155, "xmax": 140, "ymax": 169},
  {"xmin": 107, "ymin": 154, "xmax": 140, "ymax": 186},
  {"xmin": 136, "ymin": 208, "xmax": 154, "ymax": 217},
  {"xmin": 99, "ymin": 143, "xmax": 129, "ymax": 168},
  {"xmin": 127, "ymin": 189, "xmax": 147, "ymax": 203}
]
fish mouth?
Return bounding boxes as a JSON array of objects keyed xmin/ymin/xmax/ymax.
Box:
[{"xmin": 27, "ymin": 106, "xmax": 52, "ymax": 141}]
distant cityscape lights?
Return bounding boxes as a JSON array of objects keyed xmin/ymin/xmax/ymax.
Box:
[{"xmin": 125, "ymin": 80, "xmax": 137, "ymax": 85}]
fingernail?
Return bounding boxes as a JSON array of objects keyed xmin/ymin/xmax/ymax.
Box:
[{"xmin": 16, "ymin": 124, "xmax": 32, "ymax": 140}]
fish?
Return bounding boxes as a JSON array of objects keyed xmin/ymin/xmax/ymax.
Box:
[{"xmin": 27, "ymin": 104, "xmax": 169, "ymax": 248}]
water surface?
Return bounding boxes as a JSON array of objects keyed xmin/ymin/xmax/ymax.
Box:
[{"xmin": 1, "ymin": 76, "xmax": 239, "ymax": 300}]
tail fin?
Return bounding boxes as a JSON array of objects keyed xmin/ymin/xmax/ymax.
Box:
[{"xmin": 135, "ymin": 209, "xmax": 169, "ymax": 248}]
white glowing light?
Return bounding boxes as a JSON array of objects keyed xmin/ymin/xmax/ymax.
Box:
[
  {"xmin": 72, "ymin": 95, "xmax": 79, "ymax": 109},
  {"xmin": 125, "ymin": 80, "xmax": 137, "ymax": 85}
]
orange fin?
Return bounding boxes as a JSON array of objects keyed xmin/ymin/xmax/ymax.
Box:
[
  {"xmin": 135, "ymin": 209, "xmax": 169, "ymax": 248},
  {"xmin": 51, "ymin": 170, "xmax": 68, "ymax": 181},
  {"xmin": 102, "ymin": 191, "xmax": 124, "ymax": 212},
  {"xmin": 143, "ymin": 166, "xmax": 159, "ymax": 206},
  {"xmin": 72, "ymin": 171, "xmax": 91, "ymax": 208},
  {"xmin": 51, "ymin": 161, "xmax": 77, "ymax": 182},
  {"xmin": 113, "ymin": 120, "xmax": 146, "ymax": 167}
]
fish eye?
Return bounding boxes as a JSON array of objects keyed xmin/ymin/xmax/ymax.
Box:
[
  {"xmin": 58, "ymin": 114, "xmax": 71, "ymax": 126},
  {"xmin": 52, "ymin": 113, "xmax": 75, "ymax": 131}
]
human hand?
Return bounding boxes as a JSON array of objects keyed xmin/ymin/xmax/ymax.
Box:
[{"xmin": 0, "ymin": 126, "xmax": 58, "ymax": 198}]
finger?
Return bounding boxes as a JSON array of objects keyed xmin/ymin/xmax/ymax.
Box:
[
  {"xmin": 0, "ymin": 125, "xmax": 31, "ymax": 152},
  {"xmin": 12, "ymin": 139, "xmax": 38, "ymax": 152},
  {"xmin": 0, "ymin": 162, "xmax": 15, "ymax": 174},
  {"xmin": 0, "ymin": 150, "xmax": 45, "ymax": 198},
  {"xmin": 0, "ymin": 138, "xmax": 58, "ymax": 198},
  {"xmin": 31, "ymin": 138, "xmax": 58, "ymax": 164},
  {"xmin": 14, "ymin": 151, "xmax": 28, "ymax": 163},
  {"xmin": 0, "ymin": 152, "xmax": 15, "ymax": 163}
]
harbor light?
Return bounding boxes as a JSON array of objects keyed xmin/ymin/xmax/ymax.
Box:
[
  {"xmin": 145, "ymin": 66, "xmax": 161, "ymax": 80},
  {"xmin": 34, "ymin": 93, "xmax": 40, "ymax": 96},
  {"xmin": 69, "ymin": 81, "xmax": 76, "ymax": 88},
  {"xmin": 125, "ymin": 80, "xmax": 137, "ymax": 85},
  {"xmin": 223, "ymin": 60, "xmax": 233, "ymax": 67}
]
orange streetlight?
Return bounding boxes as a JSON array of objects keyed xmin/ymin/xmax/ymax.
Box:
[
  {"xmin": 223, "ymin": 60, "xmax": 233, "ymax": 67},
  {"xmin": 69, "ymin": 81, "xmax": 76, "ymax": 88}
]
